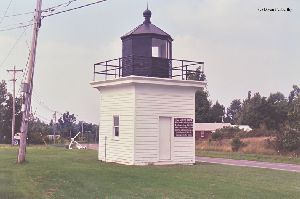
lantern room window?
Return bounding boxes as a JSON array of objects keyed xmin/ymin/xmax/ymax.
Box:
[{"xmin": 152, "ymin": 38, "xmax": 171, "ymax": 59}]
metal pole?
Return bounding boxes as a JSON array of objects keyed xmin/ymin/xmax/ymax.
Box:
[
  {"xmin": 181, "ymin": 60, "xmax": 184, "ymax": 80},
  {"xmin": 7, "ymin": 66, "xmax": 23, "ymax": 146},
  {"xmin": 18, "ymin": 0, "xmax": 42, "ymax": 163},
  {"xmin": 185, "ymin": 65, "xmax": 187, "ymax": 80},
  {"xmin": 53, "ymin": 111, "xmax": 56, "ymax": 144},
  {"xmin": 118, "ymin": 58, "xmax": 121, "ymax": 77},
  {"xmin": 104, "ymin": 136, "xmax": 107, "ymax": 162},
  {"xmin": 105, "ymin": 61, "xmax": 107, "ymax": 80}
]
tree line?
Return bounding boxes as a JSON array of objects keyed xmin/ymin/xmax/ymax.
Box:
[
  {"xmin": 0, "ymin": 80, "xmax": 98, "ymax": 144},
  {"xmin": 196, "ymin": 85, "xmax": 299, "ymax": 130},
  {"xmin": 195, "ymin": 85, "xmax": 300, "ymax": 152}
]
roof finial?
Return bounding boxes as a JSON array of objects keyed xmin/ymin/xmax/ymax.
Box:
[{"xmin": 143, "ymin": 3, "xmax": 152, "ymax": 24}]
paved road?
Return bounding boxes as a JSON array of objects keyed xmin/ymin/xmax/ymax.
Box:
[
  {"xmin": 81, "ymin": 144, "xmax": 300, "ymax": 172},
  {"xmin": 196, "ymin": 156, "xmax": 300, "ymax": 173}
]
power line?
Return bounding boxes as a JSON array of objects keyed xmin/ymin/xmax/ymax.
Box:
[
  {"xmin": 0, "ymin": 19, "xmax": 33, "ymax": 29},
  {"xmin": 17, "ymin": 56, "xmax": 30, "ymax": 97},
  {"xmin": 1, "ymin": 22, "xmax": 31, "ymax": 97},
  {"xmin": 2, "ymin": 11, "xmax": 34, "ymax": 19},
  {"xmin": 16, "ymin": 45, "xmax": 31, "ymax": 98},
  {"xmin": 0, "ymin": 0, "xmax": 107, "ymax": 31},
  {"xmin": 32, "ymin": 94, "xmax": 55, "ymax": 113},
  {"xmin": 0, "ymin": 0, "xmax": 77, "ymax": 19},
  {"xmin": 31, "ymin": 93, "xmax": 63, "ymax": 116},
  {"xmin": 0, "ymin": 0, "xmax": 14, "ymax": 24},
  {"xmin": 0, "ymin": 1, "xmax": 79, "ymax": 31},
  {"xmin": 42, "ymin": 0, "xmax": 79, "ymax": 13},
  {"xmin": 42, "ymin": 0, "xmax": 108, "ymax": 18},
  {"xmin": 33, "ymin": 110, "xmax": 52, "ymax": 123},
  {"xmin": 0, "ymin": 27, "xmax": 28, "ymax": 69},
  {"xmin": 0, "ymin": 23, "xmax": 32, "ymax": 32},
  {"xmin": 19, "ymin": 25, "xmax": 33, "ymax": 91}
]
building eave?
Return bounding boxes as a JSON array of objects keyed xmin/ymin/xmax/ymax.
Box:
[{"xmin": 90, "ymin": 75, "xmax": 207, "ymax": 90}]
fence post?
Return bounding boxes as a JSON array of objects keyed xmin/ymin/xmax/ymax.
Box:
[
  {"xmin": 105, "ymin": 61, "xmax": 108, "ymax": 80},
  {"xmin": 185, "ymin": 65, "xmax": 188, "ymax": 80},
  {"xmin": 181, "ymin": 60, "xmax": 184, "ymax": 80},
  {"xmin": 119, "ymin": 58, "xmax": 121, "ymax": 78}
]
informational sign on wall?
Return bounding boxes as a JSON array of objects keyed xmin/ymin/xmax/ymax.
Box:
[{"xmin": 174, "ymin": 118, "xmax": 193, "ymax": 137}]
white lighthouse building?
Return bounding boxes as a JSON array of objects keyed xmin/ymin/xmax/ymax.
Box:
[{"xmin": 91, "ymin": 8, "xmax": 206, "ymax": 165}]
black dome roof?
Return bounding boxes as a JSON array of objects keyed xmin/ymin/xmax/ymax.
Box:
[{"xmin": 121, "ymin": 8, "xmax": 173, "ymax": 41}]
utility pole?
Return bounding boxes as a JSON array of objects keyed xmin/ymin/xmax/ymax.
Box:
[
  {"xmin": 17, "ymin": 0, "xmax": 43, "ymax": 164},
  {"xmin": 7, "ymin": 66, "xmax": 23, "ymax": 146},
  {"xmin": 53, "ymin": 111, "xmax": 57, "ymax": 144}
]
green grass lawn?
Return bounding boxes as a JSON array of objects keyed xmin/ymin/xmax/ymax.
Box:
[
  {"xmin": 1, "ymin": 145, "xmax": 300, "ymax": 199},
  {"xmin": 196, "ymin": 150, "xmax": 300, "ymax": 165}
]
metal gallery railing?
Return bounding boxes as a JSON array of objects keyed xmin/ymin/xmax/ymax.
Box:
[{"xmin": 93, "ymin": 55, "xmax": 205, "ymax": 81}]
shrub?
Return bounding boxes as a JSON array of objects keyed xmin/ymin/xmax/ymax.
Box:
[
  {"xmin": 218, "ymin": 127, "xmax": 278, "ymax": 139},
  {"xmin": 214, "ymin": 126, "xmax": 242, "ymax": 139},
  {"xmin": 211, "ymin": 131, "xmax": 223, "ymax": 141},
  {"xmin": 246, "ymin": 128, "xmax": 276, "ymax": 138},
  {"xmin": 28, "ymin": 131, "xmax": 45, "ymax": 144},
  {"xmin": 231, "ymin": 137, "xmax": 246, "ymax": 152},
  {"xmin": 273, "ymin": 127, "xmax": 300, "ymax": 152}
]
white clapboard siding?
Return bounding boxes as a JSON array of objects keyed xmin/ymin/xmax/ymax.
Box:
[
  {"xmin": 134, "ymin": 83, "xmax": 196, "ymax": 165},
  {"xmin": 91, "ymin": 76, "xmax": 206, "ymax": 165},
  {"xmin": 98, "ymin": 85, "xmax": 135, "ymax": 165}
]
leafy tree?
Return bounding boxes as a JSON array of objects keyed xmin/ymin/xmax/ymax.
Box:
[
  {"xmin": 0, "ymin": 81, "xmax": 22, "ymax": 144},
  {"xmin": 265, "ymin": 92, "xmax": 288, "ymax": 130},
  {"xmin": 225, "ymin": 99, "xmax": 242, "ymax": 124},
  {"xmin": 58, "ymin": 112, "xmax": 77, "ymax": 139},
  {"xmin": 273, "ymin": 126, "xmax": 300, "ymax": 153},
  {"xmin": 0, "ymin": 80, "xmax": 99, "ymax": 145},
  {"xmin": 195, "ymin": 90, "xmax": 226, "ymax": 123},
  {"xmin": 288, "ymin": 85, "xmax": 300, "ymax": 104},
  {"xmin": 236, "ymin": 92, "xmax": 289, "ymax": 130},
  {"xmin": 237, "ymin": 92, "xmax": 265, "ymax": 128},
  {"xmin": 0, "ymin": 81, "xmax": 7, "ymax": 105},
  {"xmin": 208, "ymin": 101, "xmax": 225, "ymax": 123},
  {"xmin": 187, "ymin": 66, "xmax": 206, "ymax": 81},
  {"xmin": 287, "ymin": 91, "xmax": 300, "ymax": 130},
  {"xmin": 195, "ymin": 90, "xmax": 211, "ymax": 122},
  {"xmin": 247, "ymin": 91, "xmax": 251, "ymax": 100},
  {"xmin": 211, "ymin": 131, "xmax": 223, "ymax": 141},
  {"xmin": 81, "ymin": 122, "xmax": 99, "ymax": 143},
  {"xmin": 27, "ymin": 118, "xmax": 52, "ymax": 144},
  {"xmin": 270, "ymin": 87, "xmax": 300, "ymax": 152},
  {"xmin": 0, "ymin": 81, "xmax": 8, "ymax": 143}
]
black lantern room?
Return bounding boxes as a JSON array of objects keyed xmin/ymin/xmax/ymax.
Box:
[{"xmin": 121, "ymin": 8, "xmax": 173, "ymax": 78}]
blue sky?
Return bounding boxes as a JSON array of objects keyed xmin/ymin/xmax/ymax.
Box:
[{"xmin": 0, "ymin": 0, "xmax": 299, "ymax": 124}]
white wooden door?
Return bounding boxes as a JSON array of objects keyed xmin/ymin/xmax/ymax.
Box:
[{"xmin": 159, "ymin": 117, "xmax": 171, "ymax": 160}]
